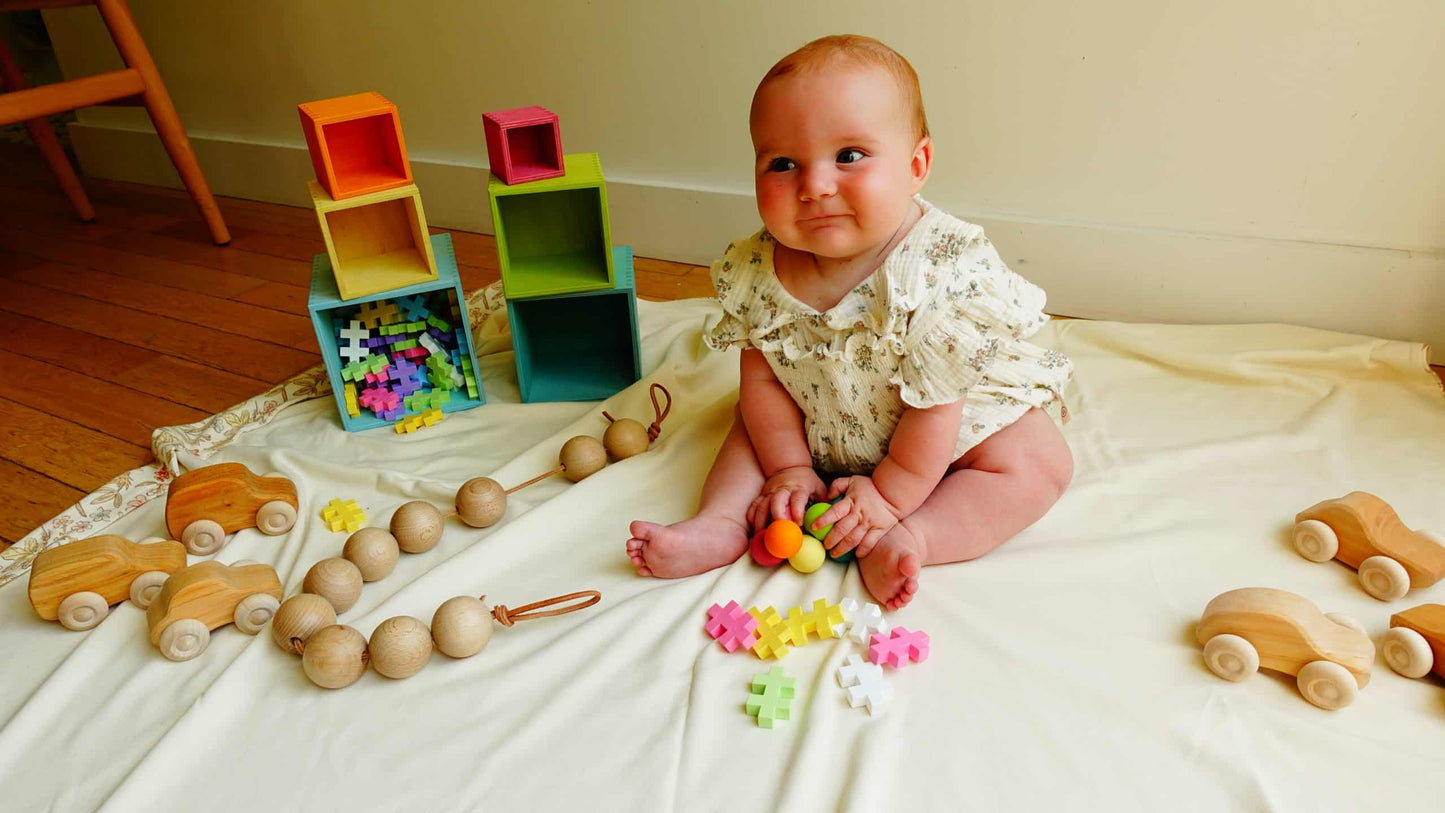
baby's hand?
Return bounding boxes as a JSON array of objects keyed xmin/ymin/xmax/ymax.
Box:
[
  {"xmin": 816, "ymin": 476, "xmax": 903, "ymax": 558},
  {"xmin": 749, "ymin": 466, "xmax": 826, "ymax": 534}
]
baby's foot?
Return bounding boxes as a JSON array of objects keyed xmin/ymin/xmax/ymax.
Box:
[
  {"xmin": 858, "ymin": 521, "xmax": 925, "ymax": 611},
  {"xmin": 626, "ymin": 514, "xmax": 750, "ymax": 579}
]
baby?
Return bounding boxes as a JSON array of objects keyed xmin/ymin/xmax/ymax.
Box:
[{"xmin": 626, "ymin": 35, "xmax": 1074, "ymax": 609}]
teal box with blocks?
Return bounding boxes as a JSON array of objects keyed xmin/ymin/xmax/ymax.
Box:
[
  {"xmin": 507, "ymin": 245, "xmax": 641, "ymax": 403},
  {"xmin": 308, "ymin": 232, "xmax": 486, "ymax": 431},
  {"xmin": 488, "ymin": 152, "xmax": 614, "ymax": 299}
]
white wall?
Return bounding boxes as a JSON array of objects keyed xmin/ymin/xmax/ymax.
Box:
[{"xmin": 43, "ymin": 1, "xmax": 1445, "ymax": 357}]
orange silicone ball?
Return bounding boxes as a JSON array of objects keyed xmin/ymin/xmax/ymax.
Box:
[{"xmin": 763, "ymin": 520, "xmax": 804, "ymax": 559}]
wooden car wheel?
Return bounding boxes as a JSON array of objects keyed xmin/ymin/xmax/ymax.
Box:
[
  {"xmin": 1358, "ymin": 556, "xmax": 1410, "ymax": 601},
  {"xmin": 128, "ymin": 571, "xmax": 171, "ymax": 610},
  {"xmin": 1324, "ymin": 612, "xmax": 1367, "ymax": 636},
  {"xmin": 1382, "ymin": 627, "xmax": 1434, "ymax": 679},
  {"xmin": 1202, "ymin": 634, "xmax": 1259, "ymax": 682},
  {"xmin": 158, "ymin": 618, "xmax": 211, "ymax": 661},
  {"xmin": 234, "ymin": 593, "xmax": 281, "ymax": 635},
  {"xmin": 1297, "ymin": 660, "xmax": 1357, "ymax": 710},
  {"xmin": 1292, "ymin": 520, "xmax": 1338, "ymax": 563},
  {"xmin": 58, "ymin": 591, "xmax": 109, "ymax": 631},
  {"xmin": 256, "ymin": 501, "xmax": 297, "ymax": 535},
  {"xmin": 182, "ymin": 519, "xmax": 227, "ymax": 556}
]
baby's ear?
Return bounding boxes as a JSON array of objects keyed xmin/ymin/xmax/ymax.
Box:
[{"xmin": 910, "ymin": 136, "xmax": 933, "ymax": 191}]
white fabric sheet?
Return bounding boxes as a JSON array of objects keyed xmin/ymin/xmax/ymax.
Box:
[{"xmin": 3, "ymin": 298, "xmax": 1445, "ymax": 812}]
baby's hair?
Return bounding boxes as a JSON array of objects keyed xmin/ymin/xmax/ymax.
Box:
[{"xmin": 753, "ymin": 34, "xmax": 929, "ymax": 142}]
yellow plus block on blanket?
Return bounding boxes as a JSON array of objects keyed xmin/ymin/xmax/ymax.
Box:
[
  {"xmin": 321, "ymin": 498, "xmax": 366, "ymax": 533},
  {"xmin": 803, "ymin": 598, "xmax": 844, "ymax": 639},
  {"xmin": 748, "ymin": 606, "xmax": 792, "ymax": 660}
]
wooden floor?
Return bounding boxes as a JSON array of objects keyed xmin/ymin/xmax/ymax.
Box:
[
  {"xmin": 0, "ymin": 141, "xmax": 714, "ymax": 549},
  {"xmin": 2, "ymin": 142, "xmax": 1442, "ymax": 551}
]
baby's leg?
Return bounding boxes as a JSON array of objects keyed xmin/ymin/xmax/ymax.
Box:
[
  {"xmin": 627, "ymin": 404, "xmax": 763, "ymax": 578},
  {"xmin": 859, "ymin": 408, "xmax": 1073, "ymax": 610}
]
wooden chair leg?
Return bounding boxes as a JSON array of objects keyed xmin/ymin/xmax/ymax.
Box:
[
  {"xmin": 0, "ymin": 35, "xmax": 95, "ymax": 221},
  {"xmin": 95, "ymin": 0, "xmax": 230, "ymax": 245}
]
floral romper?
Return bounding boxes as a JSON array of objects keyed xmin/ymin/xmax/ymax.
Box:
[{"xmin": 702, "ymin": 197, "xmax": 1073, "ymax": 475}]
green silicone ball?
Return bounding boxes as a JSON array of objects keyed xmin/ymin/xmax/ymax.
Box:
[{"xmin": 804, "ymin": 502, "xmax": 833, "ymax": 541}]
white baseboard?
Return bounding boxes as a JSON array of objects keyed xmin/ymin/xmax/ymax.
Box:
[{"xmin": 70, "ymin": 121, "xmax": 1443, "ymax": 362}]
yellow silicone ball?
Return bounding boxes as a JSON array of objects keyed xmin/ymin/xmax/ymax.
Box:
[{"xmin": 789, "ymin": 535, "xmax": 826, "ymax": 573}]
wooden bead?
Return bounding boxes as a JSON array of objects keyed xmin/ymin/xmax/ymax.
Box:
[
  {"xmin": 302, "ymin": 557, "xmax": 363, "ymax": 614},
  {"xmin": 455, "ymin": 478, "xmax": 506, "ymax": 528},
  {"xmin": 603, "ymin": 418, "xmax": 650, "ymax": 460},
  {"xmin": 368, "ymin": 616, "xmax": 433, "ymax": 679},
  {"xmin": 431, "ymin": 596, "xmax": 495, "ymax": 658},
  {"xmin": 301, "ymin": 624, "xmax": 368, "ymax": 689},
  {"xmin": 342, "ymin": 527, "xmax": 400, "ymax": 581},
  {"xmin": 271, "ymin": 593, "xmax": 337, "ymax": 654},
  {"xmin": 390, "ymin": 500, "xmax": 443, "ymax": 553},
  {"xmin": 559, "ymin": 435, "xmax": 607, "ymax": 482}
]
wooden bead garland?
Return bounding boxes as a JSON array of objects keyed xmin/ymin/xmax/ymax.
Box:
[
  {"xmin": 390, "ymin": 501, "xmax": 443, "ymax": 553},
  {"xmin": 302, "ymin": 558, "xmax": 363, "ymax": 613},
  {"xmin": 289, "ymin": 590, "xmax": 601, "ymax": 689},
  {"xmin": 602, "ymin": 382, "xmax": 673, "ymax": 461},
  {"xmin": 271, "ymin": 593, "xmax": 336, "ymax": 652},
  {"xmin": 342, "ymin": 527, "xmax": 400, "ymax": 581}
]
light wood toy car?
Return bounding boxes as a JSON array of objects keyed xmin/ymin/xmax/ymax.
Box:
[
  {"xmin": 146, "ymin": 560, "xmax": 283, "ymax": 661},
  {"xmin": 1197, "ymin": 587, "xmax": 1374, "ymax": 710},
  {"xmin": 165, "ymin": 463, "xmax": 299, "ymax": 555},
  {"xmin": 1381, "ymin": 604, "xmax": 1445, "ymax": 681},
  {"xmin": 28, "ymin": 535, "xmax": 188, "ymax": 630},
  {"xmin": 1293, "ymin": 492, "xmax": 1445, "ymax": 601}
]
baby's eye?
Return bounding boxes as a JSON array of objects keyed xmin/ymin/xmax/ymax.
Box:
[
  {"xmin": 767, "ymin": 157, "xmax": 796, "ymax": 173},
  {"xmin": 836, "ymin": 148, "xmax": 866, "ymax": 165}
]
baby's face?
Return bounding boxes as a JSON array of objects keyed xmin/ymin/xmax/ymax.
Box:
[{"xmin": 751, "ymin": 64, "xmax": 929, "ymax": 261}]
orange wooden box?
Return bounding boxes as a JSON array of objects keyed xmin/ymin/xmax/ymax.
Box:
[{"xmin": 299, "ymin": 92, "xmax": 413, "ymax": 201}]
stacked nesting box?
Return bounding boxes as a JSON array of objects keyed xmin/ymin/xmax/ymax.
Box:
[
  {"xmin": 484, "ymin": 106, "xmax": 642, "ymax": 402},
  {"xmin": 300, "ymin": 92, "xmax": 486, "ymax": 431}
]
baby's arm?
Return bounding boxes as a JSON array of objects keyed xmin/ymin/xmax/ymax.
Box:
[
  {"xmin": 817, "ymin": 398, "xmax": 965, "ymax": 555},
  {"xmin": 738, "ymin": 348, "xmax": 825, "ymax": 530}
]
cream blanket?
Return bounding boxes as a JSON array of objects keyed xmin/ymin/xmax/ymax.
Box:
[{"xmin": 2, "ymin": 291, "xmax": 1444, "ymax": 811}]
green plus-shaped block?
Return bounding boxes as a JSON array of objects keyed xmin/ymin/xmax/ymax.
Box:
[{"xmin": 746, "ymin": 666, "xmax": 795, "ymax": 729}]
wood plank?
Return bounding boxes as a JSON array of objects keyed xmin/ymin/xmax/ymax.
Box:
[
  {"xmin": 5, "ymin": 261, "xmax": 318, "ymax": 351},
  {"xmin": 0, "ymin": 458, "xmax": 84, "ymax": 546},
  {"xmin": 0, "ymin": 398, "xmax": 153, "ymax": 491},
  {"xmin": 635, "ymin": 267, "xmax": 717, "ymax": 301},
  {"xmin": 0, "ymin": 349, "xmax": 207, "ymax": 447},
  {"xmin": 156, "ymin": 218, "xmax": 325, "ymax": 263},
  {"xmin": 0, "ymin": 277, "xmax": 318, "ymax": 382},
  {"xmin": 0, "ymin": 228, "xmax": 270, "ymax": 301},
  {"xmin": 124, "ymin": 355, "xmax": 276, "ymax": 415},
  {"xmin": 100, "ymin": 229, "xmax": 312, "ymax": 287},
  {"xmin": 0, "ymin": 185, "xmax": 187, "ymax": 236}
]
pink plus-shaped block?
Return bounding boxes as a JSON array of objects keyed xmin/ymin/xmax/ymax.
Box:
[
  {"xmin": 705, "ymin": 600, "xmax": 759, "ymax": 653},
  {"xmin": 868, "ymin": 627, "xmax": 929, "ymax": 668}
]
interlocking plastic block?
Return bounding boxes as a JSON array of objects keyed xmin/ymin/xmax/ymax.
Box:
[
  {"xmin": 390, "ymin": 357, "xmax": 422, "ymax": 396},
  {"xmin": 802, "ymin": 598, "xmax": 844, "ymax": 640},
  {"xmin": 488, "ymin": 153, "xmax": 613, "ymax": 299},
  {"xmin": 420, "ymin": 407, "xmax": 443, "ymax": 426},
  {"xmin": 337, "ymin": 320, "xmax": 370, "ymax": 363},
  {"xmin": 834, "ymin": 598, "xmax": 890, "ymax": 644},
  {"xmin": 310, "ymin": 180, "xmax": 437, "ymax": 301},
  {"xmin": 837, "ymin": 654, "xmax": 893, "ymax": 716},
  {"xmin": 781, "ymin": 606, "xmax": 810, "ymax": 647},
  {"xmin": 747, "ymin": 606, "xmax": 792, "ymax": 660},
  {"xmin": 343, "ymin": 383, "xmax": 360, "ymax": 417},
  {"xmin": 868, "ymin": 627, "xmax": 930, "ymax": 668},
  {"xmin": 320, "ymin": 498, "xmax": 366, "ymax": 533},
  {"xmin": 299, "ymin": 92, "xmax": 412, "ymax": 200},
  {"xmin": 309, "ymin": 233, "xmax": 486, "ymax": 431},
  {"xmin": 706, "ymin": 600, "xmax": 760, "ymax": 653},
  {"xmin": 404, "ymin": 390, "xmax": 450, "ymax": 412},
  {"xmin": 394, "ymin": 413, "xmax": 426, "ymax": 433},
  {"xmin": 393, "ymin": 339, "xmax": 418, "ymax": 351},
  {"xmin": 396, "ymin": 294, "xmax": 429, "ymax": 322},
  {"xmin": 357, "ymin": 386, "xmax": 400, "ymax": 414},
  {"xmin": 483, "ymin": 105, "xmax": 564, "ymax": 186},
  {"xmin": 426, "ymin": 315, "xmax": 451, "ymax": 332},
  {"xmin": 508, "ymin": 246, "xmax": 642, "ymax": 403},
  {"xmin": 426, "ymin": 355, "xmax": 458, "ymax": 391},
  {"xmin": 746, "ymin": 666, "xmax": 796, "ymax": 729}
]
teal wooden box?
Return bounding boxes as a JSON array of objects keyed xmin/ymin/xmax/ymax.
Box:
[
  {"xmin": 507, "ymin": 245, "xmax": 641, "ymax": 403},
  {"xmin": 308, "ymin": 232, "xmax": 486, "ymax": 431},
  {"xmin": 488, "ymin": 152, "xmax": 614, "ymax": 300}
]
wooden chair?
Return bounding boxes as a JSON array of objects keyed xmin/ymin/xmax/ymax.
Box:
[{"xmin": 0, "ymin": 0, "xmax": 229, "ymax": 243}]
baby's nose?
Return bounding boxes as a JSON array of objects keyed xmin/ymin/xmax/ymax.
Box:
[{"xmin": 798, "ymin": 166, "xmax": 837, "ymax": 200}]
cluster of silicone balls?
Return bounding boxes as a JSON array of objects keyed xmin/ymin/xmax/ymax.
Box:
[{"xmin": 750, "ymin": 502, "xmax": 855, "ymax": 572}]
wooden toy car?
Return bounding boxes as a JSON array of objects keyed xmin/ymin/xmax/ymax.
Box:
[
  {"xmin": 165, "ymin": 463, "xmax": 299, "ymax": 555},
  {"xmin": 146, "ymin": 560, "xmax": 283, "ymax": 661},
  {"xmin": 1197, "ymin": 587, "xmax": 1374, "ymax": 710},
  {"xmin": 28, "ymin": 535, "xmax": 187, "ymax": 630},
  {"xmin": 1381, "ymin": 603, "xmax": 1445, "ymax": 680},
  {"xmin": 1293, "ymin": 492, "xmax": 1445, "ymax": 601}
]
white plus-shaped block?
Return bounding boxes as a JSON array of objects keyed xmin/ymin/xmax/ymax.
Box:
[
  {"xmin": 338, "ymin": 320, "xmax": 371, "ymax": 364},
  {"xmin": 837, "ymin": 653, "xmax": 892, "ymax": 715},
  {"xmin": 833, "ymin": 598, "xmax": 890, "ymax": 644},
  {"xmin": 419, "ymin": 333, "xmax": 446, "ymax": 357}
]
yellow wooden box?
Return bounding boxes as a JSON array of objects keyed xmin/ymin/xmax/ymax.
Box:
[{"xmin": 309, "ymin": 179, "xmax": 438, "ymax": 300}]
